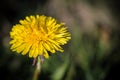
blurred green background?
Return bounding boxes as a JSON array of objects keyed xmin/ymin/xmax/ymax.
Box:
[{"xmin": 1, "ymin": 0, "xmax": 120, "ymax": 80}]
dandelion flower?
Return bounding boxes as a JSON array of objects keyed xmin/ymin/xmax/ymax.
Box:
[{"xmin": 9, "ymin": 15, "xmax": 71, "ymax": 59}]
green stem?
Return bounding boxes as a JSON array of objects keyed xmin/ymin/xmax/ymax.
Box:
[{"xmin": 33, "ymin": 57, "xmax": 41, "ymax": 80}]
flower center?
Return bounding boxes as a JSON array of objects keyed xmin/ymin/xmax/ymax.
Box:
[{"xmin": 31, "ymin": 28, "xmax": 48, "ymax": 42}]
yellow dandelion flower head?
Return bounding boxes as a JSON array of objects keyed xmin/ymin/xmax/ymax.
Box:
[{"xmin": 9, "ymin": 15, "xmax": 71, "ymax": 59}]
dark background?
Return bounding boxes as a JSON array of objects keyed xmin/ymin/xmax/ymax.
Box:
[{"xmin": 0, "ymin": 0, "xmax": 120, "ymax": 80}]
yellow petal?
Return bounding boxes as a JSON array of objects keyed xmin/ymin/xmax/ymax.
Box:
[
  {"xmin": 38, "ymin": 42, "xmax": 43, "ymax": 55},
  {"xmin": 29, "ymin": 44, "xmax": 35, "ymax": 57},
  {"xmin": 33, "ymin": 44, "xmax": 39, "ymax": 58},
  {"xmin": 43, "ymin": 42, "xmax": 51, "ymax": 51},
  {"xmin": 14, "ymin": 43, "xmax": 26, "ymax": 53},
  {"xmin": 43, "ymin": 48, "xmax": 49, "ymax": 58},
  {"xmin": 11, "ymin": 42, "xmax": 23, "ymax": 49},
  {"xmin": 22, "ymin": 43, "xmax": 32, "ymax": 55}
]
